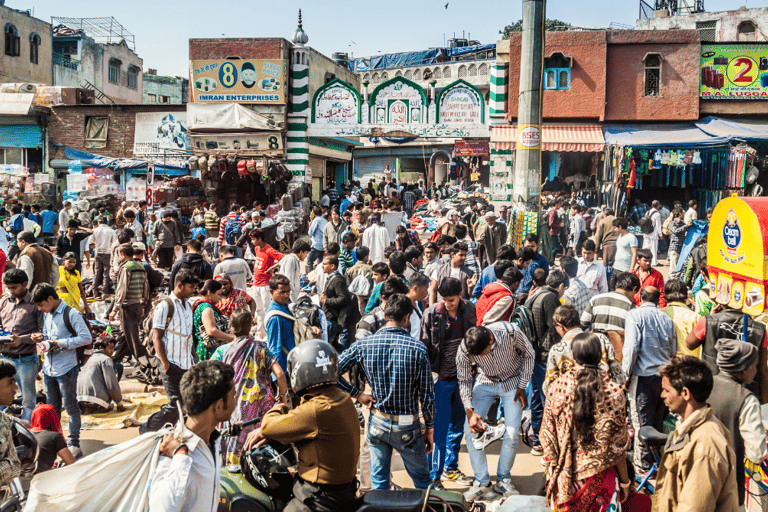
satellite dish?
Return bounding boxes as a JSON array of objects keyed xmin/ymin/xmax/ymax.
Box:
[{"xmin": 746, "ymin": 165, "xmax": 760, "ymax": 185}]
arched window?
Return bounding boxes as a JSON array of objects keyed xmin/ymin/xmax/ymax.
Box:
[
  {"xmin": 363, "ymin": 73, "xmax": 370, "ymax": 81},
  {"xmin": 404, "ymin": 70, "xmax": 412, "ymax": 80},
  {"xmin": 644, "ymin": 53, "xmax": 662, "ymax": 97},
  {"xmin": 546, "ymin": 71, "xmax": 555, "ymax": 89},
  {"xmin": 381, "ymin": 72, "xmax": 388, "ymax": 81},
  {"xmin": 443, "ymin": 66, "xmax": 451, "ymax": 78},
  {"xmin": 127, "ymin": 65, "xmax": 140, "ymax": 90},
  {"xmin": 395, "ymin": 70, "xmax": 403, "ymax": 77},
  {"xmin": 413, "ymin": 69, "xmax": 420, "ymax": 80},
  {"xmin": 4, "ymin": 24, "xmax": 19, "ymax": 57},
  {"xmin": 108, "ymin": 58, "xmax": 122, "ymax": 85},
  {"xmin": 372, "ymin": 72, "xmax": 380, "ymax": 83},
  {"xmin": 544, "ymin": 52, "xmax": 571, "ymax": 90},
  {"xmin": 458, "ymin": 65, "xmax": 467, "ymax": 78},
  {"xmin": 559, "ymin": 70, "xmax": 569, "ymax": 88},
  {"xmin": 468, "ymin": 63, "xmax": 477, "ymax": 77},
  {"xmin": 739, "ymin": 21, "xmax": 757, "ymax": 41},
  {"xmin": 478, "ymin": 63, "xmax": 488, "ymax": 75},
  {"xmin": 29, "ymin": 33, "xmax": 41, "ymax": 64},
  {"xmin": 433, "ymin": 67, "xmax": 442, "ymax": 79}
]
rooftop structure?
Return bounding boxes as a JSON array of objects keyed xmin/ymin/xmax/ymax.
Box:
[{"xmin": 50, "ymin": 16, "xmax": 135, "ymax": 50}]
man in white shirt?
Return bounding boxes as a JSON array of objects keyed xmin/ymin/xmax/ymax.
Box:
[
  {"xmin": 140, "ymin": 269, "xmax": 198, "ymax": 434},
  {"xmin": 406, "ymin": 272, "xmax": 430, "ymax": 339},
  {"xmin": 278, "ymin": 239, "xmax": 310, "ymax": 303},
  {"xmin": 642, "ymin": 200, "xmax": 663, "ymax": 266},
  {"xmin": 684, "ymin": 199, "xmax": 698, "ymax": 226},
  {"xmin": 362, "ymin": 213, "xmax": 391, "ymax": 264},
  {"xmin": 123, "ymin": 209, "xmax": 144, "ymax": 244},
  {"xmin": 149, "ymin": 360, "xmax": 234, "ymax": 512},
  {"xmin": 568, "ymin": 205, "xmax": 586, "ymax": 251},
  {"xmin": 90, "ymin": 218, "xmax": 117, "ymax": 298},
  {"xmin": 58, "ymin": 202, "xmax": 72, "ymax": 235},
  {"xmin": 577, "ymin": 239, "xmax": 608, "ymax": 298},
  {"xmin": 213, "ymin": 246, "xmax": 252, "ymax": 293}
]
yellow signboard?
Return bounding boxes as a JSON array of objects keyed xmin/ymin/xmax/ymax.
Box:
[{"xmin": 190, "ymin": 59, "xmax": 288, "ymax": 104}]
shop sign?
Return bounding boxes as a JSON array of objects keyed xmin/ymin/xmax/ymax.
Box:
[
  {"xmin": 455, "ymin": 140, "xmax": 489, "ymax": 155},
  {"xmin": 189, "ymin": 132, "xmax": 283, "ymax": 155},
  {"xmin": 133, "ymin": 113, "xmax": 190, "ymax": 160},
  {"xmin": 0, "ymin": 93, "xmax": 33, "ymax": 115},
  {"xmin": 708, "ymin": 196, "xmax": 768, "ymax": 315},
  {"xmin": 437, "ymin": 81, "xmax": 484, "ymax": 124},
  {"xmin": 700, "ymin": 44, "xmax": 768, "ymax": 100},
  {"xmin": 190, "ymin": 59, "xmax": 288, "ymax": 104},
  {"xmin": 518, "ymin": 124, "xmax": 541, "ymax": 149},
  {"xmin": 370, "ymin": 78, "xmax": 426, "ymax": 125},
  {"xmin": 313, "ymin": 81, "xmax": 360, "ymax": 124}
]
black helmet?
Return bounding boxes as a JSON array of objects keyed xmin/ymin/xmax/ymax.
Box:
[
  {"xmin": 12, "ymin": 419, "xmax": 38, "ymax": 476},
  {"xmin": 286, "ymin": 340, "xmax": 338, "ymax": 395},
  {"xmin": 241, "ymin": 440, "xmax": 296, "ymax": 492}
]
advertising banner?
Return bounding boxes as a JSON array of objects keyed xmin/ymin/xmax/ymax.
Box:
[
  {"xmin": 133, "ymin": 112, "xmax": 190, "ymax": 159},
  {"xmin": 454, "ymin": 140, "xmax": 489, "ymax": 155},
  {"xmin": 190, "ymin": 59, "xmax": 288, "ymax": 104},
  {"xmin": 189, "ymin": 132, "xmax": 283, "ymax": 155},
  {"xmin": 700, "ymin": 44, "xmax": 768, "ymax": 100}
]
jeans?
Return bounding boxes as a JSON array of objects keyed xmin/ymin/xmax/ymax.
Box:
[
  {"xmin": 91, "ymin": 253, "xmax": 113, "ymax": 295},
  {"xmin": 141, "ymin": 362, "xmax": 185, "ymax": 432},
  {"xmin": 3, "ymin": 354, "xmax": 38, "ymax": 421},
  {"xmin": 121, "ymin": 303, "xmax": 147, "ymax": 360},
  {"xmin": 367, "ymin": 413, "xmax": 430, "ymax": 490},
  {"xmin": 430, "ymin": 380, "xmax": 465, "ymax": 480},
  {"xmin": 527, "ymin": 361, "xmax": 546, "ymax": 447},
  {"xmin": 307, "ymin": 248, "xmax": 324, "ymax": 273},
  {"xmin": 465, "ymin": 382, "xmax": 523, "ymax": 486},
  {"xmin": 629, "ymin": 375, "xmax": 667, "ymax": 470},
  {"xmin": 44, "ymin": 366, "xmax": 80, "ymax": 447}
]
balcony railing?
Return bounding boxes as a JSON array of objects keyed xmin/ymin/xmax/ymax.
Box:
[{"xmin": 53, "ymin": 52, "xmax": 80, "ymax": 70}]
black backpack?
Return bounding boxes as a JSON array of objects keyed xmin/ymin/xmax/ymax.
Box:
[
  {"xmin": 290, "ymin": 296, "xmax": 322, "ymax": 329},
  {"xmin": 639, "ymin": 211, "xmax": 654, "ymax": 234},
  {"xmin": 60, "ymin": 305, "xmax": 94, "ymax": 367}
]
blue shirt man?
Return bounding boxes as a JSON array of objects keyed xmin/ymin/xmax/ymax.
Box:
[
  {"xmin": 39, "ymin": 208, "xmax": 59, "ymax": 235},
  {"xmin": 264, "ymin": 281, "xmax": 296, "ymax": 373},
  {"xmin": 473, "ymin": 265, "xmax": 497, "ymax": 299},
  {"xmin": 308, "ymin": 216, "xmax": 328, "ymax": 252},
  {"xmin": 519, "ymin": 251, "xmax": 549, "ymax": 295}
]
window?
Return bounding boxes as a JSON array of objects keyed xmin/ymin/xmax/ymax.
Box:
[
  {"xmin": 0, "ymin": 148, "xmax": 23, "ymax": 165},
  {"xmin": 29, "ymin": 33, "xmax": 40, "ymax": 64},
  {"xmin": 433, "ymin": 67, "xmax": 441, "ymax": 79},
  {"xmin": 108, "ymin": 59, "xmax": 122, "ymax": 85},
  {"xmin": 478, "ymin": 63, "xmax": 488, "ymax": 76},
  {"xmin": 739, "ymin": 21, "xmax": 757, "ymax": 41},
  {"xmin": 644, "ymin": 54, "xmax": 662, "ymax": 97},
  {"xmin": 127, "ymin": 66, "xmax": 139, "ymax": 89},
  {"xmin": 395, "ymin": 70, "xmax": 403, "ymax": 77},
  {"xmin": 443, "ymin": 66, "xmax": 451, "ymax": 78},
  {"xmin": 696, "ymin": 20, "xmax": 717, "ymax": 42},
  {"xmin": 544, "ymin": 53, "xmax": 571, "ymax": 90},
  {"xmin": 468, "ymin": 64, "xmax": 477, "ymax": 77},
  {"xmin": 458, "ymin": 65, "xmax": 467, "ymax": 78},
  {"xmin": 381, "ymin": 72, "xmax": 388, "ymax": 81},
  {"xmin": 404, "ymin": 70, "xmax": 412, "ymax": 80},
  {"xmin": 160, "ymin": 95, "xmax": 170, "ymax": 104},
  {"xmin": 84, "ymin": 116, "xmax": 108, "ymax": 149},
  {"xmin": 4, "ymin": 24, "xmax": 19, "ymax": 57},
  {"xmin": 147, "ymin": 93, "xmax": 157, "ymax": 102}
]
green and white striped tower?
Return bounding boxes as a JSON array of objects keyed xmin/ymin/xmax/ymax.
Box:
[
  {"xmin": 286, "ymin": 10, "xmax": 310, "ymax": 184},
  {"xmin": 489, "ymin": 63, "xmax": 508, "ymax": 117}
]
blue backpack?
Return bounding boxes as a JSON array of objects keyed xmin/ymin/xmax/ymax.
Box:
[
  {"xmin": 223, "ymin": 216, "xmax": 241, "ymax": 245},
  {"xmin": 9, "ymin": 214, "xmax": 24, "ymax": 233},
  {"xmin": 190, "ymin": 226, "xmax": 207, "ymax": 240}
]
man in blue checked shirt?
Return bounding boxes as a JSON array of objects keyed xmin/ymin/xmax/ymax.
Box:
[
  {"xmin": 31, "ymin": 284, "xmax": 92, "ymax": 456},
  {"xmin": 338, "ymin": 293, "xmax": 435, "ymax": 490}
]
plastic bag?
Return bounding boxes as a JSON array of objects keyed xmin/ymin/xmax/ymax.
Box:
[{"xmin": 24, "ymin": 416, "xmax": 187, "ymax": 512}]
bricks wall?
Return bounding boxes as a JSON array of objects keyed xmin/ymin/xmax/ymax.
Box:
[
  {"xmin": 605, "ymin": 30, "xmax": 700, "ymax": 122},
  {"xmin": 48, "ymin": 104, "xmax": 186, "ymax": 159},
  {"xmin": 188, "ymin": 38, "xmax": 291, "ymax": 61},
  {"xmin": 506, "ymin": 31, "xmax": 608, "ymax": 121}
]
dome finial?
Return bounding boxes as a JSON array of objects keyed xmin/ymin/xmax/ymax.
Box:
[{"xmin": 292, "ymin": 9, "xmax": 309, "ymax": 46}]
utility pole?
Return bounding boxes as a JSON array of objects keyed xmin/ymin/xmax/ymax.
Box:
[{"xmin": 513, "ymin": 0, "xmax": 545, "ymax": 211}]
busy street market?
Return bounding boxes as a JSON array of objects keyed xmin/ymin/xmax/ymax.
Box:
[{"xmin": 0, "ymin": 0, "xmax": 767, "ymax": 511}]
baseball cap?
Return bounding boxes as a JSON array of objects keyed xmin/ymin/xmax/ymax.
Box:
[{"xmin": 132, "ymin": 242, "xmax": 146, "ymax": 252}]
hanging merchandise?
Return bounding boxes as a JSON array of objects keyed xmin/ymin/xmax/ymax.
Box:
[{"xmin": 506, "ymin": 210, "xmax": 538, "ymax": 250}]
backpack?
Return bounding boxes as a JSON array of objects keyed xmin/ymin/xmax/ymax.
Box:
[
  {"xmin": 349, "ymin": 272, "xmax": 372, "ymax": 296},
  {"xmin": 512, "ymin": 305, "xmax": 536, "ymax": 345},
  {"xmin": 661, "ymin": 212, "xmax": 673, "ymax": 236},
  {"xmin": 639, "ymin": 212, "xmax": 654, "ymax": 234},
  {"xmin": 141, "ymin": 297, "xmax": 175, "ymax": 356},
  {"xmin": 60, "ymin": 305, "xmax": 94, "ymax": 367},
  {"xmin": 263, "ymin": 309, "xmax": 315, "ymax": 355},
  {"xmin": 223, "ymin": 215, "xmax": 242, "ymax": 245},
  {"xmin": 9, "ymin": 214, "xmax": 23, "ymax": 233},
  {"xmin": 290, "ymin": 297, "xmax": 322, "ymax": 329}
]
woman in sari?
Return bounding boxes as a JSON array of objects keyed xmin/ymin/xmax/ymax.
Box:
[
  {"xmin": 193, "ymin": 279, "xmax": 235, "ymax": 362},
  {"xmin": 57, "ymin": 252, "xmax": 90, "ymax": 314},
  {"xmin": 215, "ymin": 274, "xmax": 255, "ymax": 317},
  {"xmin": 218, "ymin": 309, "xmax": 288, "ymax": 465},
  {"xmin": 541, "ymin": 332, "xmax": 631, "ymax": 512}
]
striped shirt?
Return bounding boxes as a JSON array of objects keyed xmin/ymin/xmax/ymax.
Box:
[
  {"xmin": 217, "ymin": 213, "xmax": 246, "ymax": 244},
  {"xmin": 152, "ymin": 293, "xmax": 194, "ymax": 369},
  {"xmin": 457, "ymin": 322, "xmax": 535, "ymax": 410},
  {"xmin": 338, "ymin": 326, "xmax": 435, "ymax": 428},
  {"xmin": 580, "ymin": 291, "xmax": 634, "ymax": 334}
]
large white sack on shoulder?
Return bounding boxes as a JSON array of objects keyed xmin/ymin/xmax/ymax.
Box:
[{"xmin": 24, "ymin": 428, "xmax": 170, "ymax": 512}]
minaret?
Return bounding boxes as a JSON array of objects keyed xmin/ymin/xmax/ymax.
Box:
[{"xmin": 286, "ymin": 10, "xmax": 311, "ymax": 185}]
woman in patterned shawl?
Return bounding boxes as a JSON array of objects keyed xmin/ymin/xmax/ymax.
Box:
[
  {"xmin": 215, "ymin": 273, "xmax": 251, "ymax": 316},
  {"xmin": 217, "ymin": 309, "xmax": 288, "ymax": 465},
  {"xmin": 540, "ymin": 332, "xmax": 632, "ymax": 512}
]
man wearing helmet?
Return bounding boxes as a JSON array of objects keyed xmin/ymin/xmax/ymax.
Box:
[{"xmin": 244, "ymin": 340, "xmax": 360, "ymax": 512}]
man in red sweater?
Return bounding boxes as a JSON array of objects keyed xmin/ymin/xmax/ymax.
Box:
[
  {"xmin": 250, "ymin": 228, "xmax": 283, "ymax": 337},
  {"xmin": 476, "ymin": 263, "xmax": 523, "ymax": 326},
  {"xmin": 633, "ymin": 248, "xmax": 666, "ymax": 307}
]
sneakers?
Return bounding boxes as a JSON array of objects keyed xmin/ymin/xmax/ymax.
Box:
[
  {"xmin": 68, "ymin": 446, "xmax": 83, "ymax": 459},
  {"xmin": 431, "ymin": 479, "xmax": 445, "ymax": 490},
  {"xmin": 463, "ymin": 482, "xmax": 498, "ymax": 502},
  {"xmin": 494, "ymin": 478, "xmax": 520, "ymax": 497},
  {"xmin": 530, "ymin": 445, "xmax": 543, "ymax": 456},
  {"xmin": 442, "ymin": 469, "xmax": 474, "ymax": 486},
  {"xmin": 471, "ymin": 423, "xmax": 506, "ymax": 450}
]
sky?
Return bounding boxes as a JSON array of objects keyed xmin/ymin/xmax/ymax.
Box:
[{"xmin": 14, "ymin": 0, "xmax": 760, "ymax": 77}]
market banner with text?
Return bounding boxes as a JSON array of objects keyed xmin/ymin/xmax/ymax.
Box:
[
  {"xmin": 701, "ymin": 44, "xmax": 768, "ymax": 100},
  {"xmin": 190, "ymin": 59, "xmax": 288, "ymax": 104}
]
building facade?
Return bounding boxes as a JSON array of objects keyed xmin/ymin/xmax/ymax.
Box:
[
  {"xmin": 143, "ymin": 70, "xmax": 188, "ymax": 104},
  {"xmin": 636, "ymin": 6, "xmax": 768, "ymax": 42},
  {"xmin": 0, "ymin": 4, "xmax": 52, "ymax": 85}
]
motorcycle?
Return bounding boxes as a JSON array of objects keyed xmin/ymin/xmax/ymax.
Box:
[
  {"xmin": 218, "ymin": 419, "xmax": 478, "ymax": 512},
  {"xmin": 0, "ymin": 419, "xmax": 38, "ymax": 512}
]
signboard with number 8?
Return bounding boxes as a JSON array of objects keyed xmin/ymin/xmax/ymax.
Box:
[{"xmin": 219, "ymin": 62, "xmax": 238, "ymax": 89}]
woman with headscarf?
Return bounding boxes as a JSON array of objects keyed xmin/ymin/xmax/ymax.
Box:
[
  {"xmin": 216, "ymin": 274, "xmax": 255, "ymax": 317},
  {"xmin": 30, "ymin": 404, "xmax": 76, "ymax": 473},
  {"xmin": 541, "ymin": 332, "xmax": 631, "ymax": 512},
  {"xmin": 361, "ymin": 213, "xmax": 390, "ymax": 264},
  {"xmin": 193, "ymin": 279, "xmax": 235, "ymax": 362},
  {"xmin": 57, "ymin": 252, "xmax": 90, "ymax": 314},
  {"xmin": 215, "ymin": 309, "xmax": 288, "ymax": 465}
]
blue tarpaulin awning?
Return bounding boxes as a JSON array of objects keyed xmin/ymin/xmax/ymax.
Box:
[
  {"xmin": 602, "ymin": 123, "xmax": 729, "ymax": 147},
  {"xmin": 696, "ymin": 116, "xmax": 768, "ymax": 141},
  {"xmin": 449, "ymin": 44, "xmax": 496, "ymax": 57},
  {"xmin": 63, "ymin": 147, "xmax": 188, "ymax": 175},
  {"xmin": 0, "ymin": 125, "xmax": 42, "ymax": 148}
]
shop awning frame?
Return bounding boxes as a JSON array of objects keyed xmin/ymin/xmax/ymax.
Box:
[
  {"xmin": 602, "ymin": 123, "xmax": 729, "ymax": 147},
  {"xmin": 491, "ymin": 124, "xmax": 605, "ymax": 152},
  {"xmin": 696, "ymin": 116, "xmax": 768, "ymax": 142}
]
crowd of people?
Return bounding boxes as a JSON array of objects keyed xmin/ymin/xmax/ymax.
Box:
[{"xmin": 0, "ymin": 181, "xmax": 756, "ymax": 512}]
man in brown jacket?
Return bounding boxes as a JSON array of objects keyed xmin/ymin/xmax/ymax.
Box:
[
  {"xmin": 654, "ymin": 356, "xmax": 738, "ymax": 512},
  {"xmin": 594, "ymin": 208, "xmax": 617, "ymax": 265},
  {"xmin": 109, "ymin": 244, "xmax": 150, "ymax": 362},
  {"xmin": 15, "ymin": 231, "xmax": 58, "ymax": 290}
]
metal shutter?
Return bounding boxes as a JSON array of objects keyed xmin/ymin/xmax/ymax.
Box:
[{"xmin": 355, "ymin": 156, "xmax": 393, "ymax": 180}]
